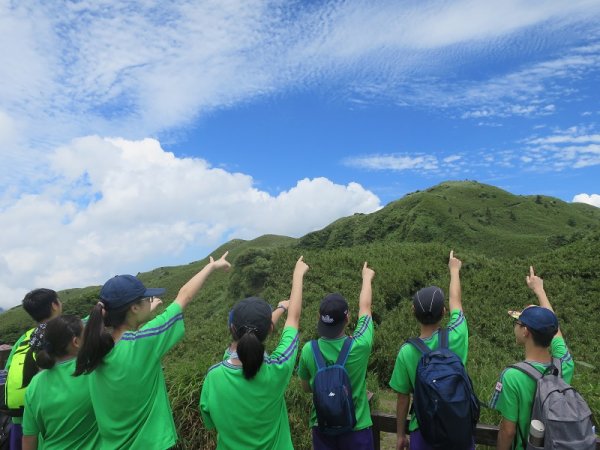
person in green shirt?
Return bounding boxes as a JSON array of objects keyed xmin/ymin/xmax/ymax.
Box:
[
  {"xmin": 491, "ymin": 266, "xmax": 574, "ymax": 450},
  {"xmin": 297, "ymin": 262, "xmax": 375, "ymax": 450},
  {"xmin": 74, "ymin": 252, "xmax": 231, "ymax": 450},
  {"xmin": 4, "ymin": 289, "xmax": 63, "ymax": 450},
  {"xmin": 200, "ymin": 256, "xmax": 309, "ymax": 450},
  {"xmin": 389, "ymin": 250, "xmax": 471, "ymax": 450},
  {"xmin": 22, "ymin": 315, "xmax": 99, "ymax": 450}
]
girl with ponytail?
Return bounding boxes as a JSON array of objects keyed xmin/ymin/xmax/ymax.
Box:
[
  {"xmin": 75, "ymin": 252, "xmax": 231, "ymax": 450},
  {"xmin": 200, "ymin": 256, "xmax": 309, "ymax": 449},
  {"xmin": 22, "ymin": 315, "xmax": 100, "ymax": 450}
]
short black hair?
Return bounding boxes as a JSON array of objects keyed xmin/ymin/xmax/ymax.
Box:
[
  {"xmin": 528, "ymin": 327, "xmax": 555, "ymax": 348},
  {"xmin": 22, "ymin": 288, "xmax": 59, "ymax": 322},
  {"xmin": 414, "ymin": 307, "xmax": 444, "ymax": 325}
]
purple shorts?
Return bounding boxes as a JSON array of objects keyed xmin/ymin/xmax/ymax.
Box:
[
  {"xmin": 409, "ymin": 429, "xmax": 475, "ymax": 450},
  {"xmin": 312, "ymin": 427, "xmax": 374, "ymax": 450},
  {"xmin": 9, "ymin": 422, "xmax": 22, "ymax": 450}
]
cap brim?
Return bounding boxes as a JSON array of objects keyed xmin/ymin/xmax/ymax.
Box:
[
  {"xmin": 317, "ymin": 320, "xmax": 345, "ymax": 339},
  {"xmin": 144, "ymin": 288, "xmax": 165, "ymax": 297},
  {"xmin": 508, "ymin": 310, "xmax": 521, "ymax": 320}
]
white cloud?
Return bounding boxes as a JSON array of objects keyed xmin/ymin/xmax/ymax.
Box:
[
  {"xmin": 344, "ymin": 154, "xmax": 439, "ymax": 171},
  {"xmin": 573, "ymin": 193, "xmax": 600, "ymax": 207},
  {"xmin": 0, "ymin": 137, "xmax": 381, "ymax": 309}
]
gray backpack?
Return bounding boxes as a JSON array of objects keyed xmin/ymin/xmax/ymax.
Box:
[{"xmin": 511, "ymin": 358, "xmax": 596, "ymax": 450}]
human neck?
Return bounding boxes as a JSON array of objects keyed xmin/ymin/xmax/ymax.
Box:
[
  {"xmin": 524, "ymin": 342, "xmax": 552, "ymax": 363},
  {"xmin": 419, "ymin": 323, "xmax": 441, "ymax": 339}
]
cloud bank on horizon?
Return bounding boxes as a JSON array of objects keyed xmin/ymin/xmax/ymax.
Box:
[{"xmin": 1, "ymin": 0, "xmax": 600, "ymax": 308}]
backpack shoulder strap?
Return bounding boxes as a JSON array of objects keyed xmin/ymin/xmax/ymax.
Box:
[
  {"xmin": 406, "ymin": 337, "xmax": 431, "ymax": 355},
  {"xmin": 335, "ymin": 337, "xmax": 354, "ymax": 367},
  {"xmin": 438, "ymin": 327, "xmax": 449, "ymax": 350},
  {"xmin": 311, "ymin": 340, "xmax": 327, "ymax": 370},
  {"xmin": 551, "ymin": 357, "xmax": 562, "ymax": 377},
  {"xmin": 510, "ymin": 362, "xmax": 543, "ymax": 381}
]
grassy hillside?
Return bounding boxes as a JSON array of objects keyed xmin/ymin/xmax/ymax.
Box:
[
  {"xmin": 299, "ymin": 181, "xmax": 600, "ymax": 257},
  {"xmin": 1, "ymin": 181, "xmax": 599, "ymax": 449}
]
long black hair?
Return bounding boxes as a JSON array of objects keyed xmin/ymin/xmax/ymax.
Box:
[
  {"xmin": 74, "ymin": 299, "xmax": 142, "ymax": 376},
  {"xmin": 235, "ymin": 326, "xmax": 266, "ymax": 380},
  {"xmin": 34, "ymin": 315, "xmax": 83, "ymax": 370},
  {"xmin": 230, "ymin": 297, "xmax": 272, "ymax": 380}
]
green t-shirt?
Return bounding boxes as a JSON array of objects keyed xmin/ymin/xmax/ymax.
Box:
[
  {"xmin": 200, "ymin": 326, "xmax": 300, "ymax": 450},
  {"xmin": 22, "ymin": 358, "xmax": 100, "ymax": 450},
  {"xmin": 388, "ymin": 309, "xmax": 469, "ymax": 432},
  {"xmin": 489, "ymin": 337, "xmax": 574, "ymax": 450},
  {"xmin": 297, "ymin": 314, "xmax": 374, "ymax": 431},
  {"xmin": 88, "ymin": 302, "xmax": 185, "ymax": 450}
]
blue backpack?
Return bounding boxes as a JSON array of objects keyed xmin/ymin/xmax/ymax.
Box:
[
  {"xmin": 407, "ymin": 328, "xmax": 480, "ymax": 450},
  {"xmin": 310, "ymin": 337, "xmax": 357, "ymax": 435}
]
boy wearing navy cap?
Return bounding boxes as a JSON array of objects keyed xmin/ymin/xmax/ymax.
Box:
[
  {"xmin": 298, "ymin": 262, "xmax": 376, "ymax": 450},
  {"xmin": 491, "ymin": 267, "xmax": 574, "ymax": 450},
  {"xmin": 389, "ymin": 250, "xmax": 471, "ymax": 450}
]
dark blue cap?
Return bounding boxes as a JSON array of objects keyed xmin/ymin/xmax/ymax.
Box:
[
  {"xmin": 100, "ymin": 275, "xmax": 165, "ymax": 310},
  {"xmin": 413, "ymin": 286, "xmax": 445, "ymax": 318},
  {"xmin": 509, "ymin": 305, "xmax": 558, "ymax": 336},
  {"xmin": 318, "ymin": 293, "xmax": 349, "ymax": 338},
  {"xmin": 231, "ymin": 297, "xmax": 272, "ymax": 341}
]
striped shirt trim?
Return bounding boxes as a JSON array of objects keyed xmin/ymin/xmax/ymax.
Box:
[
  {"xmin": 489, "ymin": 367, "xmax": 510, "ymax": 408},
  {"xmin": 351, "ymin": 315, "xmax": 372, "ymax": 340},
  {"xmin": 207, "ymin": 361, "xmax": 225, "ymax": 373},
  {"xmin": 397, "ymin": 311, "xmax": 465, "ymax": 350},
  {"xmin": 121, "ymin": 313, "xmax": 183, "ymax": 341},
  {"xmin": 265, "ymin": 333, "xmax": 299, "ymax": 365}
]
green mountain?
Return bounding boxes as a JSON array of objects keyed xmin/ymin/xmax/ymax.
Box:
[
  {"xmin": 1, "ymin": 181, "xmax": 599, "ymax": 450},
  {"xmin": 299, "ymin": 180, "xmax": 600, "ymax": 257}
]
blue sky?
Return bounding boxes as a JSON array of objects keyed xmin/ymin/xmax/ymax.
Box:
[{"xmin": 1, "ymin": 0, "xmax": 599, "ymax": 308}]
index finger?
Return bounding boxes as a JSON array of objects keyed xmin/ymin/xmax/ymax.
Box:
[
  {"xmin": 530, "ymin": 265, "xmax": 535, "ymax": 277},
  {"xmin": 450, "ymin": 250, "xmax": 454, "ymax": 259},
  {"xmin": 220, "ymin": 251, "xmax": 229, "ymax": 259},
  {"xmin": 363, "ymin": 261, "xmax": 368, "ymax": 269}
]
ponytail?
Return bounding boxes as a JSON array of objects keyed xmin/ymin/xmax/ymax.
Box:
[
  {"xmin": 237, "ymin": 329, "xmax": 265, "ymax": 380},
  {"xmin": 74, "ymin": 299, "xmax": 140, "ymax": 376},
  {"xmin": 74, "ymin": 303, "xmax": 114, "ymax": 376},
  {"xmin": 33, "ymin": 315, "xmax": 83, "ymax": 370}
]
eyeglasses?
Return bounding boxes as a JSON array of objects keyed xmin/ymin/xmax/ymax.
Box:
[
  {"xmin": 514, "ymin": 320, "xmax": 524, "ymax": 327},
  {"xmin": 143, "ymin": 296, "xmax": 155, "ymax": 303}
]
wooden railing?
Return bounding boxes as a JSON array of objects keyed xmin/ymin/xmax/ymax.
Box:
[{"xmin": 370, "ymin": 411, "xmax": 600, "ymax": 449}]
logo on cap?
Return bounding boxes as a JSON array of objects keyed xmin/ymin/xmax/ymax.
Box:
[{"xmin": 321, "ymin": 314, "xmax": 335, "ymax": 324}]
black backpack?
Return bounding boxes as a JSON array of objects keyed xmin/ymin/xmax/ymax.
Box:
[
  {"xmin": 310, "ymin": 337, "xmax": 357, "ymax": 436},
  {"xmin": 407, "ymin": 328, "xmax": 480, "ymax": 450}
]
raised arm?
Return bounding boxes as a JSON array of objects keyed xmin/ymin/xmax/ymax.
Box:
[
  {"xmin": 175, "ymin": 252, "xmax": 231, "ymax": 309},
  {"xmin": 526, "ymin": 266, "xmax": 562, "ymax": 338},
  {"xmin": 271, "ymin": 300, "xmax": 289, "ymax": 328},
  {"xmin": 284, "ymin": 256, "xmax": 309, "ymax": 329},
  {"xmin": 448, "ymin": 250, "xmax": 463, "ymax": 312},
  {"xmin": 359, "ymin": 262, "xmax": 375, "ymax": 317}
]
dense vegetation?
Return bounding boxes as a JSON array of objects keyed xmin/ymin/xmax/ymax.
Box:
[{"xmin": 1, "ymin": 181, "xmax": 599, "ymax": 449}]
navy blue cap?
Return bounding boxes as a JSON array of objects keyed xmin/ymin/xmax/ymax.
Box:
[
  {"xmin": 318, "ymin": 293, "xmax": 349, "ymax": 338},
  {"xmin": 99, "ymin": 275, "xmax": 165, "ymax": 310},
  {"xmin": 231, "ymin": 297, "xmax": 272, "ymax": 341},
  {"xmin": 509, "ymin": 305, "xmax": 559, "ymax": 336},
  {"xmin": 413, "ymin": 286, "xmax": 445, "ymax": 318}
]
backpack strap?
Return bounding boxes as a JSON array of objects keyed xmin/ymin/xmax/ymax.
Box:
[
  {"xmin": 335, "ymin": 337, "xmax": 353, "ymax": 367},
  {"xmin": 509, "ymin": 362, "xmax": 543, "ymax": 381},
  {"xmin": 406, "ymin": 337, "xmax": 431, "ymax": 355},
  {"xmin": 551, "ymin": 357, "xmax": 562, "ymax": 377},
  {"xmin": 438, "ymin": 327, "xmax": 449, "ymax": 350},
  {"xmin": 311, "ymin": 340, "xmax": 327, "ymax": 370}
]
